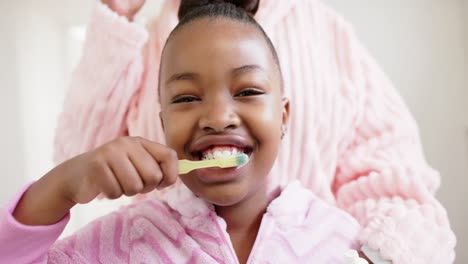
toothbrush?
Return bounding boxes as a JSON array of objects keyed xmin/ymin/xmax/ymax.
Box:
[{"xmin": 178, "ymin": 153, "xmax": 249, "ymax": 174}]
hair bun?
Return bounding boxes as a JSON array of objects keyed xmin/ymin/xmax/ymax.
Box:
[{"xmin": 178, "ymin": 0, "xmax": 260, "ymax": 20}]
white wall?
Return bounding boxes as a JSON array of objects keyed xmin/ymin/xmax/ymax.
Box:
[
  {"xmin": 16, "ymin": 8, "xmax": 68, "ymax": 184},
  {"xmin": 0, "ymin": 2, "xmax": 26, "ymax": 205},
  {"xmin": 326, "ymin": 0, "xmax": 468, "ymax": 262},
  {"xmin": 465, "ymin": 0, "xmax": 468, "ymax": 107}
]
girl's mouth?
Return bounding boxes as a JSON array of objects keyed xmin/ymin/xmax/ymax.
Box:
[
  {"xmin": 193, "ymin": 145, "xmax": 253, "ymax": 161},
  {"xmin": 188, "ymin": 134, "xmax": 255, "ymax": 161},
  {"xmin": 187, "ymin": 136, "xmax": 255, "ymax": 183}
]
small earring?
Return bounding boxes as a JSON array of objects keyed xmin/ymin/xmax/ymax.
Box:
[{"xmin": 281, "ymin": 126, "xmax": 286, "ymax": 139}]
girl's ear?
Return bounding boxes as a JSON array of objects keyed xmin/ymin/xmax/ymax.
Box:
[
  {"xmin": 281, "ymin": 97, "xmax": 290, "ymax": 137},
  {"xmin": 159, "ymin": 111, "xmax": 165, "ymax": 132}
]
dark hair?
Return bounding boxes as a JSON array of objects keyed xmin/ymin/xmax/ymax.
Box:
[
  {"xmin": 161, "ymin": 0, "xmax": 282, "ymax": 87},
  {"xmin": 178, "ymin": 0, "xmax": 260, "ymax": 20}
]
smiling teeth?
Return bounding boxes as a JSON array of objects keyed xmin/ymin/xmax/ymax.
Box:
[{"xmin": 202, "ymin": 148, "xmax": 243, "ymax": 160}]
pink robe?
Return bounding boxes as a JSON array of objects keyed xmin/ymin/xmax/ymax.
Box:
[{"xmin": 0, "ymin": 182, "xmax": 360, "ymax": 263}]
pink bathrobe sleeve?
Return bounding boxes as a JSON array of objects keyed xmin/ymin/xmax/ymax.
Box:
[
  {"xmin": 53, "ymin": 1, "xmax": 148, "ymax": 164},
  {"xmin": 330, "ymin": 16, "xmax": 456, "ymax": 263},
  {"xmin": 52, "ymin": 0, "xmax": 456, "ymax": 263},
  {"xmin": 0, "ymin": 182, "xmax": 70, "ymax": 263}
]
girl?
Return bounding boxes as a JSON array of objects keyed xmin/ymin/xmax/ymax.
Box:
[
  {"xmin": 53, "ymin": 0, "xmax": 456, "ymax": 263},
  {"xmin": 0, "ymin": 2, "xmax": 363, "ymax": 263}
]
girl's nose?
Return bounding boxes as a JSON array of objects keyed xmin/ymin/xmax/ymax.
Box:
[{"xmin": 198, "ymin": 100, "xmax": 241, "ymax": 133}]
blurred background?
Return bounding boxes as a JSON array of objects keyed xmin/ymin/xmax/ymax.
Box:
[{"xmin": 0, "ymin": 0, "xmax": 467, "ymax": 262}]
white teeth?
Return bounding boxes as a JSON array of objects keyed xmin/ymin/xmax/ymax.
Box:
[
  {"xmin": 201, "ymin": 147, "xmax": 244, "ymax": 160},
  {"xmin": 213, "ymin": 151, "xmax": 222, "ymax": 159}
]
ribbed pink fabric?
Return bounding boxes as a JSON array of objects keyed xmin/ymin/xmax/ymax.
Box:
[
  {"xmin": 0, "ymin": 182, "xmax": 360, "ymax": 263},
  {"xmin": 53, "ymin": 0, "xmax": 456, "ymax": 263}
]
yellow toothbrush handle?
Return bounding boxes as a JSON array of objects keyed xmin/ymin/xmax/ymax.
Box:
[
  {"xmin": 178, "ymin": 159, "xmax": 218, "ymax": 174},
  {"xmin": 179, "ymin": 160, "xmax": 194, "ymax": 174},
  {"xmin": 178, "ymin": 155, "xmax": 248, "ymax": 174}
]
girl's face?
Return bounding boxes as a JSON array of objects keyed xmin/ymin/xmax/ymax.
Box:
[{"xmin": 159, "ymin": 18, "xmax": 289, "ymax": 206}]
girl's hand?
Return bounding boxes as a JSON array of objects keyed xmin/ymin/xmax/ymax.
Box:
[
  {"xmin": 101, "ymin": 0, "xmax": 146, "ymax": 21},
  {"xmin": 62, "ymin": 137, "xmax": 178, "ymax": 204},
  {"xmin": 13, "ymin": 137, "xmax": 178, "ymax": 226}
]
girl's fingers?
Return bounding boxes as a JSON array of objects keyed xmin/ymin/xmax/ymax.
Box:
[
  {"xmin": 108, "ymin": 154, "xmax": 144, "ymax": 196},
  {"xmin": 97, "ymin": 162, "xmax": 125, "ymax": 200},
  {"xmin": 136, "ymin": 137, "xmax": 179, "ymax": 189},
  {"xmin": 127, "ymin": 144, "xmax": 164, "ymax": 192},
  {"xmin": 89, "ymin": 136, "xmax": 177, "ymax": 201},
  {"xmin": 158, "ymin": 153, "xmax": 179, "ymax": 189}
]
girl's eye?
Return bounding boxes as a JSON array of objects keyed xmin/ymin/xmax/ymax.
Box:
[
  {"xmin": 172, "ymin": 96, "xmax": 200, "ymax": 104},
  {"xmin": 235, "ymin": 89, "xmax": 264, "ymax": 97}
]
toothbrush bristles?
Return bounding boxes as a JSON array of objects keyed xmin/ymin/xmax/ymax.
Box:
[{"xmin": 235, "ymin": 153, "xmax": 249, "ymax": 167}]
